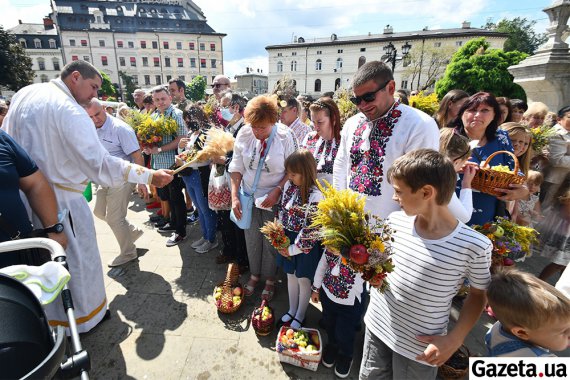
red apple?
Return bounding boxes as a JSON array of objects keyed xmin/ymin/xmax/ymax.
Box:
[{"xmin": 350, "ymin": 244, "xmax": 369, "ymax": 265}]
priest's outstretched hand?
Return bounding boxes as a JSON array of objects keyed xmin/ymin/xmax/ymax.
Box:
[{"xmin": 151, "ymin": 169, "xmax": 174, "ymax": 188}]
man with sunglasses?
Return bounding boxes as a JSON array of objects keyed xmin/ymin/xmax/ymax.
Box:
[
  {"xmin": 333, "ymin": 60, "xmax": 439, "ymax": 219},
  {"xmin": 211, "ymin": 75, "xmax": 231, "ymax": 127}
]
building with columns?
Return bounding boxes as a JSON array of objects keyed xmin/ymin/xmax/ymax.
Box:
[
  {"xmin": 50, "ymin": 0, "xmax": 225, "ymax": 97},
  {"xmin": 266, "ymin": 23, "xmax": 507, "ymax": 97}
]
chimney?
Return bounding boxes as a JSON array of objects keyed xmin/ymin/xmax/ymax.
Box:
[
  {"xmin": 383, "ymin": 25, "xmax": 393, "ymax": 34},
  {"xmin": 43, "ymin": 17, "xmax": 54, "ymax": 30},
  {"xmin": 246, "ymin": 67, "xmax": 249, "ymax": 73},
  {"xmin": 19, "ymin": 19, "xmax": 22, "ymax": 24},
  {"xmin": 461, "ymin": 21, "xmax": 471, "ymax": 29}
]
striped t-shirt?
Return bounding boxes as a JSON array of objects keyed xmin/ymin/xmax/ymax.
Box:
[{"xmin": 364, "ymin": 211, "xmax": 492, "ymax": 365}]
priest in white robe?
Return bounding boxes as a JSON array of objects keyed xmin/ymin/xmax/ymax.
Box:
[{"xmin": 2, "ymin": 60, "xmax": 173, "ymax": 333}]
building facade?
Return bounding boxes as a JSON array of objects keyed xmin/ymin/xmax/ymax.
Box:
[
  {"xmin": 50, "ymin": 0, "xmax": 225, "ymax": 97},
  {"xmin": 235, "ymin": 68, "xmax": 268, "ymax": 97},
  {"xmin": 8, "ymin": 19, "xmax": 64, "ymax": 85},
  {"xmin": 266, "ymin": 23, "xmax": 507, "ymax": 97}
]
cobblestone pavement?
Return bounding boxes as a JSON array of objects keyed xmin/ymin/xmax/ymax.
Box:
[{"xmin": 81, "ymin": 192, "xmax": 568, "ymax": 379}]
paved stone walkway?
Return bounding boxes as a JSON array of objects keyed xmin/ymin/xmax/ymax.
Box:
[{"xmin": 81, "ymin": 191, "xmax": 568, "ymax": 379}]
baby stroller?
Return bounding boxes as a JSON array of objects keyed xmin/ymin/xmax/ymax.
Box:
[{"xmin": 0, "ymin": 238, "xmax": 90, "ymax": 380}]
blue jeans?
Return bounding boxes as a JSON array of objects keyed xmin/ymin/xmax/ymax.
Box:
[{"xmin": 181, "ymin": 170, "xmax": 217, "ymax": 242}]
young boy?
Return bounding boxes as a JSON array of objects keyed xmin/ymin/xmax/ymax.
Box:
[
  {"xmin": 486, "ymin": 269, "xmax": 570, "ymax": 357},
  {"xmin": 359, "ymin": 149, "xmax": 492, "ymax": 380}
]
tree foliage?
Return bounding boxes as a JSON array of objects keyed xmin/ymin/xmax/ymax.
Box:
[
  {"xmin": 119, "ymin": 71, "xmax": 136, "ymax": 106},
  {"xmin": 483, "ymin": 17, "xmax": 547, "ymax": 55},
  {"xmin": 0, "ymin": 26, "xmax": 35, "ymax": 91},
  {"xmin": 185, "ymin": 75, "xmax": 206, "ymax": 101},
  {"xmin": 99, "ymin": 71, "xmax": 116, "ymax": 97},
  {"xmin": 403, "ymin": 44, "xmax": 455, "ymax": 91},
  {"xmin": 435, "ymin": 37, "xmax": 528, "ymax": 101}
]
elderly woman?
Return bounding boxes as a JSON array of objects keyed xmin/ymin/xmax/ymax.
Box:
[
  {"xmin": 542, "ymin": 106, "xmax": 570, "ymax": 206},
  {"xmin": 229, "ymin": 95, "xmax": 298, "ymax": 301},
  {"xmin": 433, "ymin": 89, "xmax": 469, "ymax": 129},
  {"xmin": 301, "ymin": 97, "xmax": 341, "ymax": 184},
  {"xmin": 523, "ymin": 101, "xmax": 549, "ymax": 129},
  {"xmin": 453, "ymin": 92, "xmax": 529, "ymax": 225}
]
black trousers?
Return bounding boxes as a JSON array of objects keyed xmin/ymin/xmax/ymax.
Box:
[
  {"xmin": 217, "ymin": 210, "xmax": 248, "ymax": 265},
  {"xmin": 168, "ymin": 176, "xmax": 187, "ymax": 236}
]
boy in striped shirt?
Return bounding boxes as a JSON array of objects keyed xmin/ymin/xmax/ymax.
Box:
[{"xmin": 360, "ymin": 149, "xmax": 492, "ymax": 380}]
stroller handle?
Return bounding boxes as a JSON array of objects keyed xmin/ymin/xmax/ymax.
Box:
[{"xmin": 0, "ymin": 238, "xmax": 66, "ymax": 262}]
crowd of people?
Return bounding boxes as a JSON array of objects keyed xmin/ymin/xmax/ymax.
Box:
[{"xmin": 0, "ymin": 58, "xmax": 569, "ymax": 379}]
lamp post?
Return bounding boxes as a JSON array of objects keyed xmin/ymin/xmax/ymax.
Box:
[{"xmin": 383, "ymin": 41, "xmax": 412, "ymax": 72}]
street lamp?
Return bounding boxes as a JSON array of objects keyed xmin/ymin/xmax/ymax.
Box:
[{"xmin": 383, "ymin": 41, "xmax": 412, "ymax": 72}]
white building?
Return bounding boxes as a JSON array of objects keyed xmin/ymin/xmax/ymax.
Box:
[
  {"xmin": 234, "ymin": 68, "xmax": 268, "ymax": 97},
  {"xmin": 266, "ymin": 23, "xmax": 508, "ymax": 97},
  {"xmin": 51, "ymin": 0, "xmax": 225, "ymax": 97}
]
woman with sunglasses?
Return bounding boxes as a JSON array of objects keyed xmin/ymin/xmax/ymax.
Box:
[
  {"xmin": 333, "ymin": 60, "xmax": 439, "ymax": 219},
  {"xmin": 452, "ymin": 92, "xmax": 529, "ymax": 225}
]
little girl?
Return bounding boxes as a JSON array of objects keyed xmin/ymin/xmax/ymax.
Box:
[
  {"xmin": 512, "ymin": 170, "xmax": 543, "ymax": 227},
  {"xmin": 276, "ymin": 149, "xmax": 323, "ymax": 329},
  {"xmin": 440, "ymin": 128, "xmax": 477, "ymax": 223},
  {"xmin": 500, "ymin": 122, "xmax": 532, "ymax": 175}
]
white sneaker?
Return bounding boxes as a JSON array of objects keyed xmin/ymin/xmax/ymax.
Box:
[
  {"xmin": 166, "ymin": 233, "xmax": 186, "ymax": 247},
  {"xmin": 195, "ymin": 239, "xmax": 218, "ymax": 254},
  {"xmin": 191, "ymin": 237, "xmax": 207, "ymax": 249}
]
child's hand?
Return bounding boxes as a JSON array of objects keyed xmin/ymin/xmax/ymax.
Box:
[
  {"xmin": 311, "ymin": 291, "xmax": 320, "ymax": 303},
  {"xmin": 278, "ymin": 248, "xmax": 290, "ymax": 258},
  {"xmin": 461, "ymin": 164, "xmax": 478, "ymax": 189},
  {"xmin": 415, "ymin": 334, "xmax": 462, "ymax": 366}
]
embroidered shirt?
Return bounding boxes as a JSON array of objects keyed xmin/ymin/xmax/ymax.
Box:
[
  {"xmin": 313, "ymin": 250, "xmax": 365, "ymax": 306},
  {"xmin": 301, "ymin": 131, "xmax": 339, "ymax": 184},
  {"xmin": 150, "ymin": 105, "xmax": 186, "ymax": 170},
  {"xmin": 333, "ymin": 102, "xmax": 439, "ymax": 218},
  {"xmin": 486, "ymin": 322, "xmax": 556, "ymax": 357},
  {"xmin": 289, "ymin": 117, "xmax": 312, "ymax": 145}
]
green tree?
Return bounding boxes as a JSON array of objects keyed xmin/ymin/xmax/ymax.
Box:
[
  {"xmin": 435, "ymin": 37, "xmax": 528, "ymax": 101},
  {"xmin": 119, "ymin": 71, "xmax": 136, "ymax": 107},
  {"xmin": 99, "ymin": 70, "xmax": 116, "ymax": 97},
  {"xmin": 0, "ymin": 26, "xmax": 34, "ymax": 91},
  {"xmin": 185, "ymin": 75, "xmax": 206, "ymax": 101},
  {"xmin": 483, "ymin": 17, "xmax": 547, "ymax": 55}
]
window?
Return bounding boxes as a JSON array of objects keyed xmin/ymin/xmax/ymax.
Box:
[
  {"xmin": 130, "ymin": 57, "xmax": 136, "ymax": 67},
  {"xmin": 34, "ymin": 39, "xmax": 42, "ymax": 48},
  {"xmin": 315, "ymin": 59, "xmax": 322, "ymax": 71},
  {"xmin": 99, "ymin": 40, "xmax": 105, "ymax": 47},
  {"xmin": 19, "ymin": 39, "xmax": 27, "ymax": 48},
  {"xmin": 53, "ymin": 58, "xmax": 60, "ymax": 71},
  {"xmin": 153, "ymin": 57, "xmax": 160, "ymax": 67},
  {"xmin": 336, "ymin": 58, "xmax": 343, "ymax": 69},
  {"xmin": 95, "ymin": 15, "xmax": 102, "ymax": 23},
  {"xmin": 314, "ymin": 79, "xmax": 321, "ymax": 92},
  {"xmin": 176, "ymin": 41, "xmax": 182, "ymax": 50},
  {"xmin": 152, "ymin": 41, "xmax": 158, "ymax": 49},
  {"xmin": 277, "ymin": 53, "xmax": 282, "ymax": 57},
  {"xmin": 291, "ymin": 60, "xmax": 297, "ymax": 71},
  {"xmin": 163, "ymin": 41, "xmax": 169, "ymax": 49},
  {"xmin": 117, "ymin": 41, "xmax": 123, "ymax": 48},
  {"xmin": 40, "ymin": 74, "xmax": 48, "ymax": 83},
  {"xmin": 166, "ymin": 75, "xmax": 172, "ymax": 82},
  {"xmin": 317, "ymin": 50, "xmax": 322, "ymax": 55},
  {"xmin": 211, "ymin": 59, "xmax": 216, "ymax": 68},
  {"xmin": 165, "ymin": 57, "xmax": 171, "ymax": 67},
  {"xmin": 360, "ymin": 47, "xmax": 366, "ymax": 52},
  {"xmin": 141, "ymin": 41, "xmax": 147, "ymax": 49},
  {"xmin": 49, "ymin": 39, "xmax": 56, "ymax": 48},
  {"xmin": 277, "ymin": 61, "xmax": 283, "ymax": 72},
  {"xmin": 142, "ymin": 57, "xmax": 148, "ymax": 66},
  {"xmin": 101, "ymin": 56, "xmax": 108, "ymax": 66},
  {"xmin": 189, "ymin": 42, "xmax": 195, "ymax": 50},
  {"xmin": 199, "ymin": 42, "xmax": 205, "ymax": 51},
  {"xmin": 132, "ymin": 75, "xmax": 138, "ymax": 86},
  {"xmin": 81, "ymin": 40, "xmax": 87, "ymax": 47},
  {"xmin": 179, "ymin": 75, "xmax": 185, "ymax": 81},
  {"xmin": 178, "ymin": 58, "xmax": 183, "ymax": 67},
  {"xmin": 434, "ymin": 42, "xmax": 441, "ymax": 48},
  {"xmin": 190, "ymin": 58, "xmax": 196, "ymax": 68},
  {"xmin": 292, "ymin": 52, "xmax": 297, "ymax": 56},
  {"xmin": 210, "ymin": 43, "xmax": 215, "ymax": 51},
  {"xmin": 401, "ymin": 80, "xmax": 409, "ymax": 89},
  {"xmin": 155, "ymin": 75, "xmax": 161, "ymax": 85},
  {"xmin": 338, "ymin": 49, "xmax": 343, "ymax": 54},
  {"xmin": 69, "ymin": 39, "xmax": 75, "ymax": 47},
  {"xmin": 128, "ymin": 41, "xmax": 134, "ymax": 48},
  {"xmin": 200, "ymin": 58, "xmax": 206, "ymax": 68},
  {"xmin": 119, "ymin": 57, "xmax": 125, "ymax": 66},
  {"xmin": 72, "ymin": 55, "xmax": 78, "ymax": 61},
  {"xmin": 37, "ymin": 58, "xmax": 45, "ymax": 70},
  {"xmin": 144, "ymin": 75, "xmax": 151, "ymax": 85},
  {"xmin": 83, "ymin": 56, "xmax": 90, "ymax": 62},
  {"xmin": 335, "ymin": 78, "xmax": 341, "ymax": 90},
  {"xmin": 358, "ymin": 56, "xmax": 366, "ymax": 68},
  {"xmin": 456, "ymin": 41, "xmax": 463, "ymax": 47}
]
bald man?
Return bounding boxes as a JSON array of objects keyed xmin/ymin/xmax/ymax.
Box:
[
  {"xmin": 85, "ymin": 98, "xmax": 148, "ymax": 267},
  {"xmin": 211, "ymin": 75, "xmax": 231, "ymax": 127},
  {"xmin": 133, "ymin": 88, "xmax": 146, "ymax": 111}
]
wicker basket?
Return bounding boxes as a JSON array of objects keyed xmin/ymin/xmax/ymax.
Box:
[
  {"xmin": 251, "ymin": 299, "xmax": 275, "ymax": 336},
  {"xmin": 214, "ymin": 263, "xmax": 243, "ymax": 314},
  {"xmin": 471, "ymin": 150, "xmax": 526, "ymax": 197},
  {"xmin": 437, "ymin": 345, "xmax": 470, "ymax": 380}
]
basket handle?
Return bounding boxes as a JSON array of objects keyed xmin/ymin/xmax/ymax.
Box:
[
  {"xmin": 481, "ymin": 150, "xmax": 520, "ymax": 174},
  {"xmin": 260, "ymin": 299, "xmax": 267, "ymax": 309}
]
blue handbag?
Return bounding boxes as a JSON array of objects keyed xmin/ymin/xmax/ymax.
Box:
[{"xmin": 230, "ymin": 127, "xmax": 276, "ymax": 229}]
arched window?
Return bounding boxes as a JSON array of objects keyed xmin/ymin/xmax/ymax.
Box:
[
  {"xmin": 40, "ymin": 74, "xmax": 48, "ymax": 83},
  {"xmin": 358, "ymin": 56, "xmax": 366, "ymax": 68},
  {"xmin": 335, "ymin": 78, "xmax": 341, "ymax": 90},
  {"xmin": 34, "ymin": 39, "xmax": 42, "ymax": 48},
  {"xmin": 291, "ymin": 60, "xmax": 297, "ymax": 71},
  {"xmin": 277, "ymin": 61, "xmax": 283, "ymax": 72},
  {"xmin": 315, "ymin": 59, "xmax": 322, "ymax": 71},
  {"xmin": 314, "ymin": 79, "xmax": 321, "ymax": 92},
  {"xmin": 336, "ymin": 58, "xmax": 343, "ymax": 69}
]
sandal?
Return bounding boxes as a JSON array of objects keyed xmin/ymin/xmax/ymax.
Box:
[
  {"xmin": 261, "ymin": 280, "xmax": 275, "ymax": 302},
  {"xmin": 290, "ymin": 317, "xmax": 304, "ymax": 329},
  {"xmin": 243, "ymin": 275, "xmax": 259, "ymax": 297}
]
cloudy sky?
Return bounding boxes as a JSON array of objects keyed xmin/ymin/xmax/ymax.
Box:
[{"xmin": 0, "ymin": 0, "xmax": 554, "ymax": 79}]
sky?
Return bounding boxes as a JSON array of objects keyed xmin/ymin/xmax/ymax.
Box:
[{"xmin": 0, "ymin": 0, "xmax": 555, "ymax": 79}]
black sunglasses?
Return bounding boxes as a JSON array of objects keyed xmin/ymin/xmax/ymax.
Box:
[
  {"xmin": 211, "ymin": 83, "xmax": 228, "ymax": 88},
  {"xmin": 349, "ymin": 80, "xmax": 392, "ymax": 105}
]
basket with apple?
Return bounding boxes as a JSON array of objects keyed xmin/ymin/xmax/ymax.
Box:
[
  {"xmin": 275, "ymin": 326, "xmax": 322, "ymax": 371},
  {"xmin": 213, "ymin": 263, "xmax": 243, "ymax": 314},
  {"xmin": 251, "ymin": 299, "xmax": 275, "ymax": 336}
]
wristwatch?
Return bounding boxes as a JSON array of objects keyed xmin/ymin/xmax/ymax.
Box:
[
  {"xmin": 157, "ymin": 147, "xmax": 163, "ymax": 153},
  {"xmin": 44, "ymin": 223, "xmax": 64, "ymax": 234}
]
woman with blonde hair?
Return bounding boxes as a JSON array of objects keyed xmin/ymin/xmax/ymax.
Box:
[
  {"xmin": 499, "ymin": 122, "xmax": 532, "ymax": 175},
  {"xmin": 433, "ymin": 89, "xmax": 469, "ymax": 129},
  {"xmin": 523, "ymin": 102, "xmax": 549, "ymax": 129}
]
